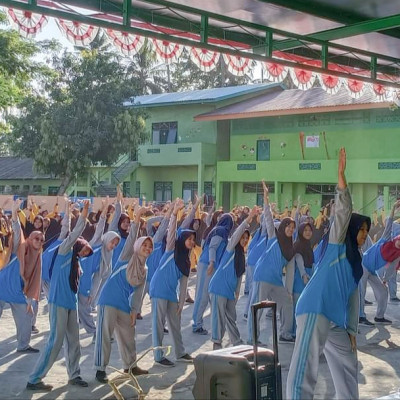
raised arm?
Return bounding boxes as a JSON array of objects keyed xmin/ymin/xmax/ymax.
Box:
[
  {"xmin": 153, "ymin": 203, "xmax": 173, "ymax": 244},
  {"xmin": 108, "ymin": 186, "xmax": 124, "ymax": 233},
  {"xmin": 226, "ymin": 206, "xmax": 258, "ymax": 252},
  {"xmin": 59, "ymin": 196, "xmax": 71, "ymax": 241},
  {"xmin": 381, "ymin": 200, "xmax": 400, "ymax": 242},
  {"xmin": 58, "ymin": 200, "xmax": 89, "ymax": 254},
  {"xmin": 205, "ymin": 201, "xmax": 216, "ymax": 227},
  {"xmin": 146, "ymin": 216, "xmax": 163, "ymax": 236},
  {"xmin": 329, "ymin": 148, "xmax": 352, "ymax": 244},
  {"xmin": 89, "ymin": 198, "xmax": 109, "ymax": 247},
  {"xmin": 119, "ymin": 206, "xmax": 147, "ymax": 262},
  {"xmin": 165, "ymin": 199, "xmax": 183, "ymax": 252},
  {"xmin": 262, "ymin": 180, "xmax": 276, "ymax": 239},
  {"xmin": 180, "ymin": 195, "xmax": 202, "ymax": 230}
]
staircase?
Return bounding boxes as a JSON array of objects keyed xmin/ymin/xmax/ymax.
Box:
[{"xmin": 112, "ymin": 160, "xmax": 139, "ymax": 185}]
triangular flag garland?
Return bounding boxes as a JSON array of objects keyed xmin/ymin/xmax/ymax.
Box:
[
  {"xmin": 105, "ymin": 29, "xmax": 145, "ymax": 56},
  {"xmin": 4, "ymin": 6, "xmax": 399, "ymax": 101},
  {"xmin": 190, "ymin": 48, "xmax": 220, "ymax": 72},
  {"xmin": 56, "ymin": 19, "xmax": 99, "ymax": 47},
  {"xmin": 7, "ymin": 7, "xmax": 48, "ymax": 38}
]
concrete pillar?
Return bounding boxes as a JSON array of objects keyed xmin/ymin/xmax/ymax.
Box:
[
  {"xmin": 197, "ymin": 163, "xmax": 205, "ymax": 196},
  {"xmin": 275, "ymin": 180, "xmax": 281, "ymax": 211}
]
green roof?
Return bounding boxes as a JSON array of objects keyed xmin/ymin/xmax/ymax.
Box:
[{"xmin": 124, "ymin": 83, "xmax": 282, "ymax": 108}]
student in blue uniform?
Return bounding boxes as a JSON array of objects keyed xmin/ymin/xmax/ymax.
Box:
[
  {"xmin": 27, "ymin": 200, "xmax": 93, "ymax": 392},
  {"xmin": 0, "ymin": 199, "xmax": 44, "ymax": 353},
  {"xmin": 150, "ymin": 199, "xmax": 194, "ymax": 367},
  {"xmin": 94, "ymin": 206, "xmax": 150, "ymax": 384},
  {"xmin": 287, "ymin": 148, "xmax": 371, "ymax": 400},
  {"xmin": 78, "ymin": 200, "xmax": 120, "ymax": 340},
  {"xmin": 209, "ymin": 206, "xmax": 259, "ymax": 350},
  {"xmin": 248, "ymin": 180, "xmax": 296, "ymax": 344},
  {"xmin": 362, "ymin": 200, "xmax": 400, "ymax": 325},
  {"xmin": 292, "ymin": 221, "xmax": 314, "ymax": 335},
  {"xmin": 244, "ymin": 199, "xmax": 269, "ymax": 320},
  {"xmin": 192, "ymin": 212, "xmax": 234, "ymax": 335},
  {"xmin": 108, "ymin": 186, "xmax": 131, "ymax": 269},
  {"xmin": 41, "ymin": 199, "xmax": 70, "ymax": 299},
  {"xmin": 139, "ymin": 202, "xmax": 173, "ymax": 323}
]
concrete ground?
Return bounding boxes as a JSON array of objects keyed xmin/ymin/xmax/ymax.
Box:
[{"xmin": 1, "ymin": 274, "xmax": 400, "ymax": 400}]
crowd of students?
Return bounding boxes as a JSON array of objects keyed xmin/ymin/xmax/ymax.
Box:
[{"xmin": 0, "ymin": 148, "xmax": 399, "ymax": 398}]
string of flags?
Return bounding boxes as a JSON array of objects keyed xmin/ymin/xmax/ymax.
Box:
[{"xmin": 4, "ymin": 6, "xmax": 400, "ymax": 102}]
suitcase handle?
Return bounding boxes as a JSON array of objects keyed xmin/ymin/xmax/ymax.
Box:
[{"xmin": 251, "ymin": 301, "xmax": 280, "ymax": 400}]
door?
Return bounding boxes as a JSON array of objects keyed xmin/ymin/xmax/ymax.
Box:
[{"xmin": 257, "ymin": 140, "xmax": 270, "ymax": 161}]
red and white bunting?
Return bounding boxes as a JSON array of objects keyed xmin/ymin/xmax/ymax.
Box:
[
  {"xmin": 317, "ymin": 73, "xmax": 343, "ymax": 95},
  {"xmin": 289, "ymin": 68, "xmax": 316, "ymax": 90},
  {"xmin": 190, "ymin": 48, "xmax": 220, "ymax": 72},
  {"xmin": 263, "ymin": 62, "xmax": 288, "ymax": 83},
  {"xmin": 372, "ymin": 83, "xmax": 389, "ymax": 101},
  {"xmin": 152, "ymin": 39, "xmax": 184, "ymax": 64},
  {"xmin": 222, "ymin": 54, "xmax": 251, "ymax": 77},
  {"xmin": 345, "ymin": 78, "xmax": 365, "ymax": 99},
  {"xmin": 56, "ymin": 19, "xmax": 99, "ymax": 46},
  {"xmin": 7, "ymin": 8, "xmax": 48, "ymax": 38},
  {"xmin": 105, "ymin": 29, "xmax": 145, "ymax": 56}
]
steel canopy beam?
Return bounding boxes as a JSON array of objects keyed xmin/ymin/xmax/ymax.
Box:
[
  {"xmin": 275, "ymin": 14, "xmax": 400, "ymax": 51},
  {"xmin": 1, "ymin": 0, "xmax": 400, "ymax": 87}
]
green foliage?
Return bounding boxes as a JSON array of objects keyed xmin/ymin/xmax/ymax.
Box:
[{"xmin": 9, "ymin": 41, "xmax": 148, "ymax": 191}]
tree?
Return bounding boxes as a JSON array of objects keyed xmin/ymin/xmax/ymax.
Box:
[{"xmin": 9, "ymin": 43, "xmax": 148, "ymax": 194}]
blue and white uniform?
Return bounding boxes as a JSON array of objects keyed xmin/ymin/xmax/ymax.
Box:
[
  {"xmin": 247, "ymin": 204, "xmax": 295, "ymax": 342},
  {"xmin": 28, "ymin": 215, "xmax": 87, "ymax": 385},
  {"xmin": 150, "ymin": 214, "xmax": 190, "ymax": 363},
  {"xmin": 287, "ymin": 187, "xmax": 362, "ymax": 400},
  {"xmin": 0, "ymin": 219, "xmax": 34, "ymax": 351},
  {"xmin": 244, "ymin": 211, "xmax": 268, "ymax": 318},
  {"xmin": 94, "ymin": 221, "xmax": 145, "ymax": 372},
  {"xmin": 192, "ymin": 215, "xmax": 232, "ymax": 332},
  {"xmin": 209, "ymin": 219, "xmax": 250, "ymax": 346}
]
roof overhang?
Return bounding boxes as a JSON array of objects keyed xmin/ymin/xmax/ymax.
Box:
[
  {"xmin": 2, "ymin": 0, "xmax": 400, "ymax": 91},
  {"xmin": 194, "ymin": 101, "xmax": 392, "ymax": 121}
]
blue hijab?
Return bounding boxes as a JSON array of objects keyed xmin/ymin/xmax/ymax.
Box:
[{"xmin": 203, "ymin": 213, "xmax": 234, "ymax": 247}]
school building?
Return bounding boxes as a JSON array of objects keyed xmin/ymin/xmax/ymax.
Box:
[{"xmin": 1, "ymin": 83, "xmax": 399, "ymax": 216}]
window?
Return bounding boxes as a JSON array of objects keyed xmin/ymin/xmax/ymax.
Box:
[
  {"xmin": 11, "ymin": 185, "xmax": 20, "ymax": 192},
  {"xmin": 0, "ymin": 186, "xmax": 4, "ymax": 194},
  {"xmin": 243, "ymin": 182, "xmax": 275, "ymax": 194},
  {"xmin": 48, "ymin": 186, "xmax": 59, "ymax": 196},
  {"xmin": 305, "ymin": 184, "xmax": 336, "ymax": 206},
  {"xmin": 32, "ymin": 185, "xmax": 42, "ymax": 194},
  {"xmin": 77, "ymin": 191, "xmax": 88, "ymax": 197},
  {"xmin": 204, "ymin": 182, "xmax": 213, "ymax": 196},
  {"xmin": 182, "ymin": 182, "xmax": 198, "ymax": 203},
  {"xmin": 154, "ymin": 182, "xmax": 172, "ymax": 202},
  {"xmin": 257, "ymin": 140, "xmax": 270, "ymax": 161},
  {"xmin": 23, "ymin": 185, "xmax": 30, "ymax": 193},
  {"xmin": 152, "ymin": 122, "xmax": 178, "ymax": 145},
  {"xmin": 378, "ymin": 185, "xmax": 400, "ymax": 197}
]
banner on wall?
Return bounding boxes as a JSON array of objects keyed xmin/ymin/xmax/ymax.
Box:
[{"xmin": 306, "ymin": 135, "xmax": 320, "ymax": 148}]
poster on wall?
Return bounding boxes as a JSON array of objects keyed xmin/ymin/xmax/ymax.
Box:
[{"xmin": 306, "ymin": 135, "xmax": 320, "ymax": 148}]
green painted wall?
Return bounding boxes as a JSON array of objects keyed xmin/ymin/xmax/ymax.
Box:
[
  {"xmin": 0, "ymin": 179, "xmax": 62, "ymax": 196},
  {"xmin": 216, "ymin": 107, "xmax": 400, "ymax": 216}
]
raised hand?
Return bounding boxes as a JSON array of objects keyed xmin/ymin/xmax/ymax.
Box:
[
  {"xmin": 173, "ymin": 198, "xmax": 185, "ymax": 215},
  {"xmin": 262, "ymin": 180, "xmax": 269, "ymax": 205},
  {"xmin": 338, "ymin": 147, "xmax": 347, "ymax": 189}
]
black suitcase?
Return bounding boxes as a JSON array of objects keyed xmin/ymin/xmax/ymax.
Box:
[{"xmin": 192, "ymin": 300, "xmax": 282, "ymax": 400}]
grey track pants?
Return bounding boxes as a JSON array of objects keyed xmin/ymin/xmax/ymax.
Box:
[
  {"xmin": 28, "ymin": 304, "xmax": 81, "ymax": 384},
  {"xmin": 287, "ymin": 313, "xmax": 358, "ymax": 400},
  {"xmin": 152, "ymin": 298, "xmax": 186, "ymax": 362},
  {"xmin": 247, "ymin": 281, "xmax": 293, "ymax": 342},
  {"xmin": 0, "ymin": 300, "xmax": 32, "ymax": 351},
  {"xmin": 94, "ymin": 305, "xmax": 136, "ymax": 371},
  {"xmin": 78, "ymin": 294, "xmax": 96, "ymax": 334},
  {"xmin": 210, "ymin": 294, "xmax": 241, "ymax": 346}
]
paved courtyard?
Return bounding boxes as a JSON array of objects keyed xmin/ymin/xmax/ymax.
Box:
[{"xmin": 1, "ymin": 274, "xmax": 400, "ymax": 399}]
